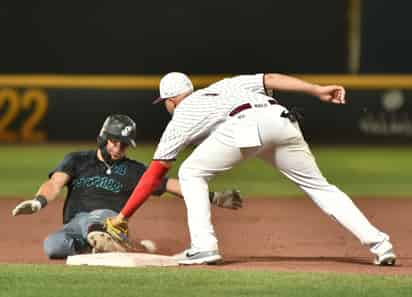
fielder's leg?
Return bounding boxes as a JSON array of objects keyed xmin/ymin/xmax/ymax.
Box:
[
  {"xmin": 258, "ymin": 138, "xmax": 396, "ymax": 265},
  {"xmin": 178, "ymin": 133, "xmax": 260, "ymax": 264}
]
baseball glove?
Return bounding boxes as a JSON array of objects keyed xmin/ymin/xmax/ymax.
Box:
[
  {"xmin": 210, "ymin": 189, "xmax": 242, "ymax": 209},
  {"xmin": 104, "ymin": 217, "xmax": 131, "ymax": 247}
]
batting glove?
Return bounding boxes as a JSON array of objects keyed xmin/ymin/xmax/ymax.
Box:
[{"xmin": 12, "ymin": 195, "xmax": 47, "ymax": 216}]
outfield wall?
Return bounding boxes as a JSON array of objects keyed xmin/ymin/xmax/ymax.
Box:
[
  {"xmin": 0, "ymin": 1, "xmax": 347, "ymax": 74},
  {"xmin": 0, "ymin": 75, "xmax": 411, "ymax": 144}
]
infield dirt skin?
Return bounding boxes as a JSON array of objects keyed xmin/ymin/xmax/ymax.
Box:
[{"xmin": 2, "ymin": 197, "xmax": 412, "ymax": 275}]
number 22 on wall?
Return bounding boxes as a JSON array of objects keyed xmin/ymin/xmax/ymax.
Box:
[{"xmin": 0, "ymin": 88, "xmax": 48, "ymax": 142}]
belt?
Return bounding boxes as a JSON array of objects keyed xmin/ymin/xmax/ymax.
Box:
[{"xmin": 229, "ymin": 99, "xmax": 278, "ymax": 117}]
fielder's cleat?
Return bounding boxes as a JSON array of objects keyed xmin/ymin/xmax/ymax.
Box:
[
  {"xmin": 173, "ymin": 248, "xmax": 222, "ymax": 265},
  {"xmin": 373, "ymin": 250, "xmax": 397, "ymax": 266},
  {"xmin": 370, "ymin": 239, "xmax": 397, "ymax": 266},
  {"xmin": 87, "ymin": 231, "xmax": 128, "ymax": 253}
]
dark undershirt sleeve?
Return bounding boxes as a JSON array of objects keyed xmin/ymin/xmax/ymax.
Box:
[{"xmin": 152, "ymin": 177, "xmax": 169, "ymax": 196}]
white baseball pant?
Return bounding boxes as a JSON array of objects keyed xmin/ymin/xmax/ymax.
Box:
[{"xmin": 178, "ymin": 104, "xmax": 388, "ymax": 251}]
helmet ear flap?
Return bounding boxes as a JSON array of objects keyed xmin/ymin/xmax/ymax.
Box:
[{"xmin": 97, "ymin": 134, "xmax": 107, "ymax": 147}]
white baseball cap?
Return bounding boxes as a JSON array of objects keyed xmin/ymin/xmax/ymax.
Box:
[{"xmin": 153, "ymin": 72, "xmax": 194, "ymax": 104}]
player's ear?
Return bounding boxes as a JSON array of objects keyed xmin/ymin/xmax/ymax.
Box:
[{"xmin": 165, "ymin": 98, "xmax": 176, "ymax": 115}]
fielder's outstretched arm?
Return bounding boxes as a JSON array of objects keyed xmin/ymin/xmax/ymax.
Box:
[
  {"xmin": 116, "ymin": 160, "xmax": 173, "ymax": 222},
  {"xmin": 263, "ymin": 73, "xmax": 346, "ymax": 104}
]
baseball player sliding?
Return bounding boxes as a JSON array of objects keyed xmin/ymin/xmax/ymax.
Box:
[
  {"xmin": 11, "ymin": 114, "xmax": 242, "ymax": 259},
  {"xmin": 105, "ymin": 72, "xmax": 396, "ymax": 266}
]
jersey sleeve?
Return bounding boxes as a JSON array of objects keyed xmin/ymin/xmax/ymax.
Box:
[
  {"xmin": 228, "ymin": 74, "xmax": 273, "ymax": 96},
  {"xmin": 48, "ymin": 152, "xmax": 77, "ymax": 178},
  {"xmin": 153, "ymin": 102, "xmax": 209, "ymax": 161},
  {"xmin": 153, "ymin": 121, "xmax": 189, "ymax": 161}
]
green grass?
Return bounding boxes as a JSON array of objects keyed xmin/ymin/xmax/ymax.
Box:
[
  {"xmin": 1, "ymin": 264, "xmax": 411, "ymax": 297},
  {"xmin": 2, "ymin": 146, "xmax": 412, "ymax": 296},
  {"xmin": 1, "ymin": 144, "xmax": 411, "ymax": 197}
]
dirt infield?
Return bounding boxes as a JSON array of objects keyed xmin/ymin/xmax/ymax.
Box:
[{"xmin": 2, "ymin": 197, "xmax": 412, "ymax": 275}]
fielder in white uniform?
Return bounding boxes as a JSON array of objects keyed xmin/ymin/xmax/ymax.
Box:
[{"xmin": 111, "ymin": 72, "xmax": 396, "ymax": 266}]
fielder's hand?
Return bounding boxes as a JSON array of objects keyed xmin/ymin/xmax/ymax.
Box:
[
  {"xmin": 210, "ymin": 190, "xmax": 242, "ymax": 209},
  {"xmin": 12, "ymin": 199, "xmax": 42, "ymax": 216},
  {"xmin": 105, "ymin": 217, "xmax": 131, "ymax": 246}
]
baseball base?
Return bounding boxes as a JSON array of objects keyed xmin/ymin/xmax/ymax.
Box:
[{"xmin": 66, "ymin": 252, "xmax": 178, "ymax": 267}]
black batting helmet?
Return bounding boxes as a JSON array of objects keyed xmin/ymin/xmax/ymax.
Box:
[{"xmin": 97, "ymin": 114, "xmax": 136, "ymax": 147}]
